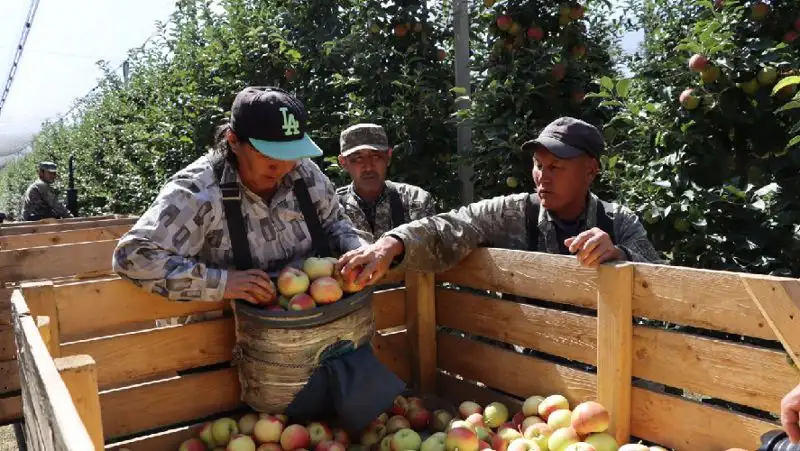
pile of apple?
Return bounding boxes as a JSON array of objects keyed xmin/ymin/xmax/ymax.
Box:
[{"xmin": 256, "ymin": 257, "xmax": 366, "ymax": 312}]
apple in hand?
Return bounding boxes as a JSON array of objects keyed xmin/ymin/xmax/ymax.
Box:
[
  {"xmin": 212, "ymin": 418, "xmax": 239, "ymax": 446},
  {"xmin": 277, "ymin": 267, "xmax": 310, "ymax": 297},
  {"xmin": 392, "ymin": 428, "xmax": 422, "ymax": 451},
  {"xmin": 227, "ymin": 434, "xmax": 257, "ymax": 451}
]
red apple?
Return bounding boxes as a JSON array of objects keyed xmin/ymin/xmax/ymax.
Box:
[
  {"xmin": 288, "ymin": 293, "xmax": 316, "ymax": 311},
  {"xmin": 446, "ymin": 427, "xmax": 480, "ymax": 451},
  {"xmin": 316, "ymin": 441, "xmax": 346, "ymax": 451},
  {"xmin": 496, "ymin": 15, "xmax": 513, "ymax": 31},
  {"xmin": 527, "ymin": 26, "xmax": 544, "ymax": 41},
  {"xmin": 751, "ymin": 2, "xmax": 769, "ymax": 19},
  {"xmin": 407, "ymin": 407, "xmax": 432, "ymax": 431},
  {"xmin": 784, "ymin": 31, "xmax": 798, "ymax": 44},
  {"xmin": 281, "ymin": 424, "xmax": 311, "ymax": 451},
  {"xmin": 257, "ymin": 444, "xmax": 282, "ymax": 451},
  {"xmin": 570, "ymin": 402, "xmax": 610, "ymax": 435},
  {"xmin": 335, "ymin": 267, "xmax": 366, "ymax": 293},
  {"xmin": 394, "ymin": 24, "xmax": 408, "ymax": 37},
  {"xmin": 391, "ymin": 428, "xmax": 423, "ymax": 451},
  {"xmin": 277, "ymin": 267, "xmax": 310, "ymax": 297},
  {"xmin": 479, "ymin": 441, "xmax": 492, "ymax": 451},
  {"xmin": 284, "ymin": 69, "xmax": 297, "ymax": 81},
  {"xmin": 551, "ymin": 63, "xmax": 566, "ymax": 82},
  {"xmin": 688, "ymin": 54, "xmax": 708, "ymax": 72},
  {"xmin": 310, "ymin": 276, "xmax": 343, "ymax": 304},
  {"xmin": 228, "ymin": 434, "xmax": 257, "ymax": 451},
  {"xmin": 492, "ymin": 427, "xmax": 523, "ymax": 451},
  {"xmin": 466, "ymin": 413, "xmax": 485, "ymax": 428},
  {"xmin": 332, "ymin": 429, "xmax": 349, "ymax": 446},
  {"xmin": 459, "ymin": 401, "xmax": 483, "ymax": 419},
  {"xmin": 308, "ymin": 422, "xmax": 333, "ymax": 447},
  {"xmin": 538, "ymin": 395, "xmax": 570, "ymax": 421},
  {"xmin": 407, "ymin": 397, "xmax": 426, "ymax": 410},
  {"xmin": 386, "ymin": 415, "xmax": 412, "ymax": 433},
  {"xmin": 253, "ymin": 415, "xmax": 284, "ymax": 444},
  {"xmin": 548, "ymin": 427, "xmax": 579, "ymax": 451},
  {"xmin": 679, "ymin": 88, "xmax": 700, "ymax": 109},
  {"xmin": 391, "ymin": 396, "xmax": 409, "ymax": 416}
]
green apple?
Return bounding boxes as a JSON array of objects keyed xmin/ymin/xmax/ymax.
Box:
[
  {"xmin": 392, "ymin": 428, "xmax": 423, "ymax": 451},
  {"xmin": 584, "ymin": 432, "xmax": 618, "ymax": 451},
  {"xmin": 211, "ymin": 417, "xmax": 239, "ymax": 446},
  {"xmin": 483, "ymin": 402, "xmax": 509, "ymax": 428},
  {"xmin": 421, "ymin": 432, "xmax": 447, "ymax": 451}
]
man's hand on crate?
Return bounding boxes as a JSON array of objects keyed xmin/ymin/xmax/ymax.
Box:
[
  {"xmin": 336, "ymin": 236, "xmax": 404, "ymax": 286},
  {"xmin": 223, "ymin": 269, "xmax": 277, "ymax": 305},
  {"xmin": 565, "ymin": 227, "xmax": 627, "ymax": 267},
  {"xmin": 781, "ymin": 383, "xmax": 800, "ymax": 443}
]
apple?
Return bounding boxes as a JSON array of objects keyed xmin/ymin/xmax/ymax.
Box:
[
  {"xmin": 548, "ymin": 427, "xmax": 580, "ymax": 451},
  {"xmin": 571, "ymin": 90, "xmax": 586, "ymax": 104},
  {"xmin": 238, "ymin": 413, "xmax": 258, "ymax": 435},
  {"xmin": 474, "ymin": 426, "xmax": 492, "ymax": 442},
  {"xmin": 559, "ymin": 14, "xmax": 571, "ymax": 26},
  {"xmin": 523, "ymin": 423, "xmax": 553, "ymax": 451},
  {"xmin": 421, "ymin": 432, "xmax": 447, "ymax": 451},
  {"xmin": 551, "ymin": 63, "xmax": 566, "ymax": 82},
  {"xmin": 258, "ymin": 445, "xmax": 282, "ymax": 451},
  {"xmin": 394, "ymin": 24, "xmax": 408, "ymax": 37},
  {"xmin": 284, "ymin": 69, "xmax": 296, "ymax": 81},
  {"xmin": 391, "ymin": 396, "xmax": 409, "ymax": 415},
  {"xmin": 784, "ymin": 31, "xmax": 798, "ymax": 44},
  {"xmin": 570, "ymin": 5, "xmax": 585, "ymax": 19},
  {"xmin": 437, "ymin": 49, "xmax": 447, "ymax": 61},
  {"xmin": 228, "ymin": 434, "xmax": 257, "ymax": 451},
  {"xmin": 507, "ymin": 438, "xmax": 540, "ymax": 451},
  {"xmin": 288, "ymin": 293, "xmax": 316, "ymax": 311},
  {"xmin": 407, "ymin": 407, "xmax": 432, "ymax": 431},
  {"xmin": 317, "ymin": 441, "xmax": 347, "ymax": 451},
  {"xmin": 584, "ymin": 432, "xmax": 618, "ymax": 451},
  {"xmin": 738, "ymin": 78, "xmax": 760, "ymax": 95},
  {"xmin": 459, "ymin": 401, "xmax": 483, "ymax": 419},
  {"xmin": 548, "ymin": 409, "xmax": 573, "ymax": 430},
  {"xmin": 527, "ymin": 26, "xmax": 544, "ymax": 41},
  {"xmin": 538, "ymin": 395, "xmax": 570, "ymax": 421},
  {"xmin": 617, "ymin": 445, "xmax": 648, "ymax": 451},
  {"xmin": 281, "ymin": 424, "xmax": 312, "ymax": 451},
  {"xmin": 466, "ymin": 413, "xmax": 485, "ymax": 427},
  {"xmin": 407, "ymin": 397, "xmax": 426, "ymax": 410},
  {"xmin": 369, "ymin": 23, "xmax": 380, "ymax": 34},
  {"xmin": 253, "ymin": 415, "xmax": 284, "ymax": 443},
  {"xmin": 570, "ymin": 401, "xmax": 609, "ymax": 435},
  {"xmin": 212, "ymin": 418, "xmax": 240, "ymax": 446},
  {"xmin": 446, "ymin": 427, "xmax": 480, "ymax": 451},
  {"xmin": 278, "ymin": 296, "xmax": 291, "ymax": 309},
  {"xmin": 751, "ymin": 2, "xmax": 769, "ymax": 19},
  {"xmin": 521, "ymin": 416, "xmax": 544, "ymax": 431},
  {"xmin": 179, "ymin": 438, "xmax": 206, "ymax": 451},
  {"xmin": 688, "ymin": 54, "xmax": 708, "ymax": 72},
  {"xmin": 564, "ymin": 444, "xmax": 596, "ymax": 451},
  {"xmin": 431, "ymin": 409, "xmax": 454, "ymax": 432},
  {"xmin": 483, "ymin": 402, "xmax": 509, "ymax": 428},
  {"xmin": 361, "ymin": 423, "xmax": 387, "ymax": 448},
  {"xmin": 679, "ymin": 88, "xmax": 700, "ymax": 110},
  {"xmin": 381, "ymin": 434, "xmax": 395, "ymax": 451},
  {"xmin": 757, "ymin": 67, "xmax": 778, "ymax": 86},
  {"xmin": 392, "ymin": 428, "xmax": 422, "ymax": 451},
  {"xmin": 450, "ymin": 420, "xmax": 476, "ymax": 433},
  {"xmin": 387, "ymin": 415, "xmax": 412, "ymax": 433},
  {"xmin": 701, "ymin": 66, "xmax": 720, "ymax": 84},
  {"xmin": 275, "ymin": 414, "xmax": 288, "ymax": 425},
  {"xmin": 332, "ymin": 429, "xmax": 350, "ymax": 446},
  {"xmin": 479, "ymin": 441, "xmax": 492, "ymax": 451},
  {"xmin": 378, "ymin": 413, "xmax": 390, "ymax": 423},
  {"xmin": 522, "ymin": 396, "xmax": 545, "ymax": 417},
  {"xmin": 198, "ymin": 422, "xmax": 217, "ymax": 448},
  {"xmin": 277, "ymin": 267, "xmax": 310, "ymax": 297},
  {"xmin": 308, "ymin": 422, "xmax": 334, "ymax": 447},
  {"xmin": 571, "ymin": 45, "xmax": 587, "ymax": 59},
  {"xmin": 492, "ymin": 427, "xmax": 523, "ymax": 451},
  {"xmin": 496, "ymin": 15, "xmax": 513, "ymax": 31},
  {"xmin": 335, "ymin": 268, "xmax": 366, "ymax": 293},
  {"xmin": 304, "ymin": 257, "xmax": 334, "ymax": 280}
]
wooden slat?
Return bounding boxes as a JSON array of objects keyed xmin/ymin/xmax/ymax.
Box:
[
  {"xmin": 52, "ymin": 278, "xmax": 226, "ymax": 339},
  {"xmin": 741, "ymin": 274, "xmax": 800, "ymax": 368},
  {"xmin": 100, "ymin": 367, "xmax": 243, "ymax": 440},
  {"xmin": 106, "ymin": 422, "xmax": 206, "ymax": 451},
  {"xmin": 373, "ymin": 331, "xmax": 411, "ymax": 383},
  {"xmin": 405, "ymin": 272, "xmax": 437, "ymax": 393},
  {"xmin": 0, "ymin": 217, "xmax": 136, "ymax": 236},
  {"xmin": 438, "ymin": 330, "xmax": 778, "ymax": 450},
  {"xmin": 0, "ymin": 224, "xmax": 131, "ymax": 251},
  {"xmin": 437, "ymin": 249, "xmax": 776, "ymax": 340},
  {"xmin": 55, "ymin": 355, "xmax": 104, "ymax": 450},
  {"xmin": 0, "ymin": 394, "xmax": 22, "ymax": 424},
  {"xmin": 436, "ymin": 372, "xmax": 523, "ymax": 412},
  {"xmin": 61, "ymin": 318, "xmax": 236, "ymax": 388},
  {"xmin": 380, "ymin": 270, "xmax": 405, "ymax": 286},
  {"xmin": 0, "ymin": 359, "xmax": 20, "ymax": 394},
  {"xmin": 373, "ymin": 288, "xmax": 406, "ymax": 330},
  {"xmin": 0, "ymin": 239, "xmax": 119, "ymax": 282},
  {"xmin": 436, "ymin": 289, "xmax": 794, "ymax": 413},
  {"xmin": 11, "ymin": 290, "xmax": 95, "ymax": 450},
  {"xmin": 597, "ymin": 263, "xmax": 633, "ymax": 444}
]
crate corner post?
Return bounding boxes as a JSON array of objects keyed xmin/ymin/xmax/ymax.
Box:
[{"xmin": 404, "ymin": 271, "xmax": 437, "ymax": 395}]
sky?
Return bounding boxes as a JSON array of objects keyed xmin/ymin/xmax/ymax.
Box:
[{"xmin": 0, "ymin": 0, "xmax": 643, "ymax": 159}]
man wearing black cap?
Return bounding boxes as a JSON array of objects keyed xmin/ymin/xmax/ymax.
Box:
[
  {"xmin": 21, "ymin": 161, "xmax": 74, "ymax": 221},
  {"xmin": 336, "ymin": 123, "xmax": 436, "ymax": 242},
  {"xmin": 113, "ymin": 87, "xmax": 368, "ymax": 309},
  {"xmin": 335, "ymin": 117, "xmax": 662, "ymax": 282}
]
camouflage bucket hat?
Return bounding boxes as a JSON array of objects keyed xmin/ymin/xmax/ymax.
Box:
[{"xmin": 340, "ymin": 123, "xmax": 390, "ymax": 156}]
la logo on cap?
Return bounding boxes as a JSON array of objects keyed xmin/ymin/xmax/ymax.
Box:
[{"xmin": 280, "ymin": 107, "xmax": 301, "ymax": 137}]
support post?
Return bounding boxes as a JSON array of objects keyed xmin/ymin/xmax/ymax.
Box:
[
  {"xmin": 596, "ymin": 263, "xmax": 633, "ymax": 445},
  {"xmin": 21, "ymin": 281, "xmax": 60, "ymax": 357},
  {"xmin": 55, "ymin": 354, "xmax": 104, "ymax": 450},
  {"xmin": 405, "ymin": 272, "xmax": 437, "ymax": 394},
  {"xmin": 453, "ymin": 0, "xmax": 474, "ymax": 204}
]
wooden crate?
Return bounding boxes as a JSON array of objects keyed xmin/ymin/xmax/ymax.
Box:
[
  {"xmin": 0, "ymin": 216, "xmax": 136, "ymax": 425},
  {"xmin": 11, "ymin": 248, "xmax": 800, "ymax": 450}
]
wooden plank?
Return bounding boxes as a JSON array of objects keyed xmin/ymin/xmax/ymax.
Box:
[
  {"xmin": 436, "ymin": 372, "xmax": 523, "ymax": 412},
  {"xmin": 381, "ymin": 269, "xmax": 405, "ymax": 286},
  {"xmin": 0, "ymin": 358, "xmax": 20, "ymax": 394},
  {"xmin": 0, "ymin": 326, "xmax": 14, "ymax": 360},
  {"xmin": 106, "ymin": 422, "xmax": 206, "ymax": 451},
  {"xmin": 52, "ymin": 278, "xmax": 227, "ymax": 340},
  {"xmin": 0, "ymin": 217, "xmax": 136, "ymax": 236},
  {"xmin": 61, "ymin": 318, "xmax": 236, "ymax": 388},
  {"xmin": 37, "ymin": 316, "xmax": 52, "ymax": 355},
  {"xmin": 55, "ymin": 355, "xmax": 104, "ymax": 451},
  {"xmin": 741, "ymin": 274, "xmax": 800, "ymax": 368},
  {"xmin": 405, "ymin": 272, "xmax": 437, "ymax": 393},
  {"xmin": 0, "ymin": 394, "xmax": 22, "ymax": 425},
  {"xmin": 437, "ymin": 288, "xmax": 794, "ymax": 413},
  {"xmin": 11, "ymin": 290, "xmax": 95, "ymax": 450},
  {"xmin": 22, "ymin": 282, "xmax": 60, "ymax": 357},
  {"xmin": 100, "ymin": 367, "xmax": 243, "ymax": 440},
  {"xmin": 373, "ymin": 287, "xmax": 406, "ymax": 330},
  {"xmin": 597, "ymin": 263, "xmax": 633, "ymax": 444},
  {"xmin": 0, "ymin": 239, "xmax": 119, "ymax": 282},
  {"xmin": 0, "ymin": 224, "xmax": 131, "ymax": 251},
  {"xmin": 373, "ymin": 331, "xmax": 411, "ymax": 383}
]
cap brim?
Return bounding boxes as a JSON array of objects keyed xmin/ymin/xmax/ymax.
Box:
[
  {"xmin": 249, "ymin": 134, "xmax": 323, "ymax": 161},
  {"xmin": 522, "ymin": 136, "xmax": 585, "ymax": 159},
  {"xmin": 340, "ymin": 144, "xmax": 390, "ymax": 157}
]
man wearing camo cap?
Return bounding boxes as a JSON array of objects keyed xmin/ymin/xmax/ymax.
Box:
[
  {"xmin": 336, "ymin": 117, "xmax": 663, "ymax": 283},
  {"xmin": 336, "ymin": 123, "xmax": 436, "ymax": 243},
  {"xmin": 21, "ymin": 161, "xmax": 74, "ymax": 221}
]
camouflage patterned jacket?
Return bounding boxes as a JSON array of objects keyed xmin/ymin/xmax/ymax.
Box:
[
  {"xmin": 386, "ymin": 192, "xmax": 663, "ymax": 273},
  {"xmin": 336, "ymin": 181, "xmax": 436, "ymax": 243},
  {"xmin": 21, "ymin": 180, "xmax": 73, "ymax": 221},
  {"xmin": 112, "ymin": 153, "xmax": 368, "ymax": 302}
]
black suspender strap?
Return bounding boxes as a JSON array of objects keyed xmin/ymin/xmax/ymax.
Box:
[
  {"xmin": 213, "ymin": 158, "xmax": 254, "ymax": 271},
  {"xmin": 385, "ymin": 183, "xmax": 407, "ymax": 228},
  {"xmin": 596, "ymin": 200, "xmax": 617, "ymax": 245},
  {"xmin": 292, "ymin": 178, "xmax": 332, "ymax": 258},
  {"xmin": 525, "ymin": 194, "xmax": 541, "ymax": 252}
]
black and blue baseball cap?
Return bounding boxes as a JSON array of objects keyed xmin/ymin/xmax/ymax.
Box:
[{"xmin": 229, "ymin": 86, "xmax": 323, "ymax": 161}]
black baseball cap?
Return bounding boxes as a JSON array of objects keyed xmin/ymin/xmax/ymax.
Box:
[
  {"xmin": 229, "ymin": 86, "xmax": 323, "ymax": 161},
  {"xmin": 521, "ymin": 117, "xmax": 604, "ymax": 160}
]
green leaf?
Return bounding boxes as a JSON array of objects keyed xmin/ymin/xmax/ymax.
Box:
[
  {"xmin": 724, "ymin": 184, "xmax": 747, "ymax": 199},
  {"xmin": 753, "ymin": 182, "xmax": 780, "ymax": 198},
  {"xmin": 600, "ymin": 76, "xmax": 614, "ymax": 91},
  {"xmin": 616, "ymin": 79, "xmax": 632, "ymax": 98},
  {"xmin": 450, "ymin": 87, "xmax": 467, "ymax": 95},
  {"xmin": 775, "ymin": 100, "xmax": 800, "ymax": 114},
  {"xmin": 787, "ymin": 135, "xmax": 800, "ymax": 149},
  {"xmin": 772, "ymin": 76, "xmax": 800, "ymax": 95},
  {"xmin": 584, "ymin": 91, "xmax": 611, "ymax": 99}
]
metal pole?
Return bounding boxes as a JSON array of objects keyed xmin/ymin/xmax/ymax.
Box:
[
  {"xmin": 453, "ymin": 0, "xmax": 474, "ymax": 204},
  {"xmin": 66, "ymin": 154, "xmax": 79, "ymax": 217}
]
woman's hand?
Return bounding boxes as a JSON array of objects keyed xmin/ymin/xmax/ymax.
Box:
[{"xmin": 223, "ymin": 269, "xmax": 277, "ymax": 305}]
